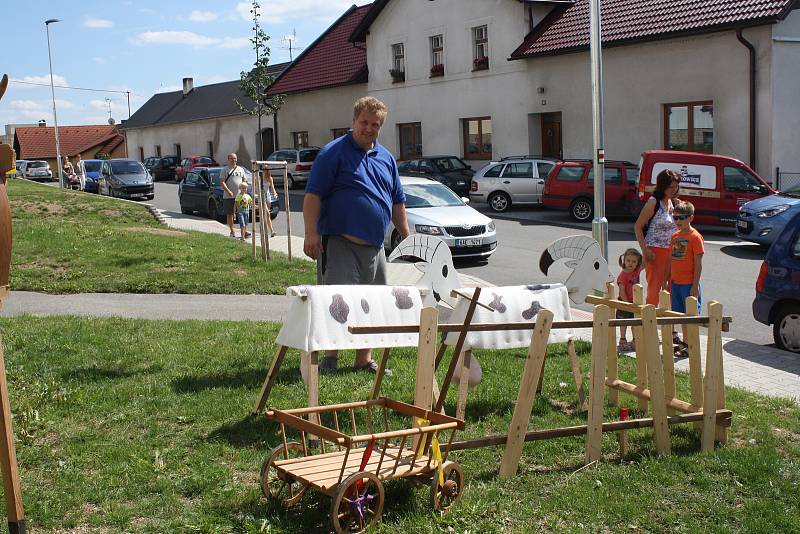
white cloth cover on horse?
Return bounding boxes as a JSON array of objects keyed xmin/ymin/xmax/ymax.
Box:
[
  {"xmin": 275, "ymin": 285, "xmax": 424, "ymax": 352},
  {"xmin": 444, "ymin": 284, "xmax": 573, "ymax": 388}
]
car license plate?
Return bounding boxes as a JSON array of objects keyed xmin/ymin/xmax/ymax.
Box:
[
  {"xmin": 456, "ymin": 238, "xmax": 482, "ymax": 247},
  {"xmin": 130, "ymin": 193, "xmax": 145, "ymax": 198},
  {"xmin": 736, "ymin": 220, "xmax": 748, "ymax": 233}
]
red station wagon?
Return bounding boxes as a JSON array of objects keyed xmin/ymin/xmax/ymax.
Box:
[
  {"xmin": 175, "ymin": 155, "xmax": 219, "ymax": 182},
  {"xmin": 542, "ymin": 160, "xmax": 640, "ymax": 222}
]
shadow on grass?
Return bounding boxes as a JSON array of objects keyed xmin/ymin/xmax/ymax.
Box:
[
  {"xmin": 206, "ymin": 414, "xmax": 276, "ymax": 448},
  {"xmin": 171, "ymin": 366, "xmax": 300, "ymax": 394},
  {"xmin": 62, "ymin": 364, "xmax": 163, "ymax": 382}
]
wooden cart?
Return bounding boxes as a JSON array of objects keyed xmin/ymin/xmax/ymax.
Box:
[{"xmin": 263, "ymin": 397, "xmax": 465, "ymax": 533}]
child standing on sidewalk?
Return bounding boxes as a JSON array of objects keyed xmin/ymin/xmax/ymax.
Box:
[
  {"xmin": 667, "ymin": 200, "xmax": 704, "ymax": 353},
  {"xmin": 234, "ymin": 182, "xmax": 253, "ymax": 240},
  {"xmin": 616, "ymin": 248, "xmax": 643, "ymax": 353}
]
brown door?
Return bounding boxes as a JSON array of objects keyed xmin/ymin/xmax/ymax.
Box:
[
  {"xmin": 541, "ymin": 112, "xmax": 562, "ymax": 159},
  {"xmin": 260, "ymin": 128, "xmax": 274, "ymax": 161}
]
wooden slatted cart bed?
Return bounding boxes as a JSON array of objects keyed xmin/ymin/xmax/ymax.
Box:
[{"xmin": 262, "ymin": 398, "xmax": 465, "ymax": 533}]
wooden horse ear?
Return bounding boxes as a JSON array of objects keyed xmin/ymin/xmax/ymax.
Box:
[{"xmin": 0, "ymin": 74, "xmax": 8, "ymax": 102}]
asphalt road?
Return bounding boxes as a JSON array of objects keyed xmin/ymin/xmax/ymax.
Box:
[{"xmin": 149, "ymin": 181, "xmax": 771, "ymax": 346}]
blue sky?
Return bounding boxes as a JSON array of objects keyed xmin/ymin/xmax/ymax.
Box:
[{"xmin": 1, "ymin": 0, "xmax": 361, "ymax": 128}]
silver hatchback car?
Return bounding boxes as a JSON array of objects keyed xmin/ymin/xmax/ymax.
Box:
[
  {"xmin": 469, "ymin": 156, "xmax": 556, "ymax": 213},
  {"xmin": 266, "ymin": 147, "xmax": 320, "ymax": 190},
  {"xmin": 385, "ymin": 176, "xmax": 498, "ymax": 260}
]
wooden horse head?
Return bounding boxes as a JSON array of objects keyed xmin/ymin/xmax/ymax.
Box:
[{"xmin": 0, "ymin": 73, "xmax": 14, "ymax": 292}]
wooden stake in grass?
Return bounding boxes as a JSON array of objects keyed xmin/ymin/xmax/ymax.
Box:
[
  {"xmin": 702, "ymin": 301, "xmax": 725, "ymax": 451},
  {"xmin": 618, "ymin": 407, "xmax": 629, "ymax": 457},
  {"xmin": 632, "ymin": 284, "xmax": 648, "ymax": 411},
  {"xmin": 641, "ymin": 304, "xmax": 671, "ymax": 455},
  {"xmin": 659, "ymin": 290, "xmax": 677, "ymax": 416},
  {"xmin": 585, "ymin": 304, "xmax": 609, "ymax": 464},
  {"xmin": 685, "ymin": 296, "xmax": 703, "ymax": 428},
  {"xmin": 606, "ymin": 282, "xmax": 619, "ymax": 406},
  {"xmin": 499, "ymin": 309, "xmax": 553, "ymax": 479}
]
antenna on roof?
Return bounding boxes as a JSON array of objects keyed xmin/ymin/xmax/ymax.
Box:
[
  {"xmin": 104, "ymin": 98, "xmax": 114, "ymax": 124},
  {"xmin": 281, "ymin": 29, "xmax": 304, "ymax": 61}
]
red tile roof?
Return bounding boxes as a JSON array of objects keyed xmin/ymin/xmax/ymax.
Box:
[
  {"xmin": 511, "ymin": 0, "xmax": 798, "ymax": 59},
  {"xmin": 267, "ymin": 4, "xmax": 370, "ymax": 96},
  {"xmin": 14, "ymin": 125, "xmax": 123, "ymax": 159}
]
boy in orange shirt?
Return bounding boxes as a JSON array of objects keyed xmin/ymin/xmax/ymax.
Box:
[{"xmin": 666, "ymin": 200, "xmax": 704, "ymax": 352}]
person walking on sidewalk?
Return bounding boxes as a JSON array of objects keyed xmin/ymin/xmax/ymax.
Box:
[
  {"xmin": 634, "ymin": 169, "xmax": 680, "ymax": 305},
  {"xmin": 75, "ymin": 153, "xmax": 86, "ymax": 191},
  {"xmin": 666, "ymin": 200, "xmax": 704, "ymax": 354},
  {"xmin": 234, "ymin": 182, "xmax": 253, "ymax": 240},
  {"xmin": 221, "ymin": 153, "xmax": 249, "ymax": 238},
  {"xmin": 303, "ymin": 96, "xmax": 410, "ymax": 375}
]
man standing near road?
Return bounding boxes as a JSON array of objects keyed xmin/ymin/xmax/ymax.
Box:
[
  {"xmin": 75, "ymin": 153, "xmax": 86, "ymax": 191},
  {"xmin": 221, "ymin": 153, "xmax": 249, "ymax": 238},
  {"xmin": 303, "ymin": 96, "xmax": 410, "ymax": 375}
]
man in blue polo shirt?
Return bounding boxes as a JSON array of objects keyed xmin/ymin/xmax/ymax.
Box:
[{"xmin": 303, "ymin": 96, "xmax": 410, "ymax": 374}]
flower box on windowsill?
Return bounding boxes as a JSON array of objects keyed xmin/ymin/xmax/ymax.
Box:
[
  {"xmin": 389, "ymin": 69, "xmax": 405, "ymax": 83},
  {"xmin": 472, "ymin": 56, "xmax": 489, "ymax": 71},
  {"xmin": 429, "ymin": 64, "xmax": 444, "ymax": 77}
]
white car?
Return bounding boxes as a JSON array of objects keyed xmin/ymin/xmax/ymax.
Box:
[
  {"xmin": 385, "ymin": 176, "xmax": 498, "ymax": 260},
  {"xmin": 23, "ymin": 160, "xmax": 53, "ymax": 181},
  {"xmin": 469, "ymin": 156, "xmax": 556, "ymax": 212}
]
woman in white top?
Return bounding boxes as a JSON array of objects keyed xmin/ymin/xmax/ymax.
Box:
[
  {"xmin": 634, "ymin": 169, "xmax": 680, "ymax": 305},
  {"xmin": 261, "ymin": 168, "xmax": 278, "ymax": 237}
]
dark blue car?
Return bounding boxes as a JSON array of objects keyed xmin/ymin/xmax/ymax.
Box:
[
  {"xmin": 82, "ymin": 159, "xmax": 103, "ymax": 193},
  {"xmin": 178, "ymin": 166, "xmax": 278, "ymax": 222},
  {"xmin": 753, "ymin": 211, "xmax": 800, "ymax": 352}
]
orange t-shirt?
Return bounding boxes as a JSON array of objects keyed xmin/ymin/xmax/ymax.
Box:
[{"xmin": 670, "ymin": 228, "xmax": 704, "ymax": 285}]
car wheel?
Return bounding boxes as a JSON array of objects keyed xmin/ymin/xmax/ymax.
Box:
[
  {"xmin": 773, "ymin": 304, "xmax": 800, "ymax": 353},
  {"xmin": 208, "ymin": 199, "xmax": 220, "ymax": 222},
  {"xmin": 570, "ymin": 198, "xmax": 593, "ymax": 222},
  {"xmin": 287, "ymin": 173, "xmax": 296, "ymax": 190},
  {"xmin": 488, "ymin": 191, "xmax": 511, "ymax": 213}
]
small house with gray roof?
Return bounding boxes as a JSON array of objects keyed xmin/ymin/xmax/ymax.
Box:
[{"xmin": 121, "ymin": 65, "xmax": 288, "ymax": 166}]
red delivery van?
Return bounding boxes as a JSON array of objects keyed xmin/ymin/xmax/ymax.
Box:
[{"xmin": 637, "ymin": 150, "xmax": 774, "ymax": 226}]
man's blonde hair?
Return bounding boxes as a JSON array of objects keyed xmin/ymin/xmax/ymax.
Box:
[{"xmin": 353, "ymin": 96, "xmax": 388, "ymax": 125}]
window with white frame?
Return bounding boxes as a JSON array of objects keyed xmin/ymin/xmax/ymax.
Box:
[
  {"xmin": 392, "ymin": 43, "xmax": 405, "ymax": 72},
  {"xmin": 430, "ymin": 35, "xmax": 444, "ymax": 70},
  {"xmin": 472, "ymin": 25, "xmax": 488, "ymax": 70}
]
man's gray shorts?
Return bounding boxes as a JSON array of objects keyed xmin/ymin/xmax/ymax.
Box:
[
  {"xmin": 222, "ymin": 198, "xmax": 235, "ymax": 215},
  {"xmin": 317, "ymin": 235, "xmax": 387, "ymax": 285}
]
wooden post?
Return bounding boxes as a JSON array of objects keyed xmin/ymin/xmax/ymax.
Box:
[
  {"xmin": 702, "ymin": 301, "xmax": 725, "ymax": 450},
  {"xmin": 566, "ymin": 340, "xmax": 588, "ymax": 411},
  {"xmin": 253, "ymin": 345, "xmax": 288, "ymax": 414},
  {"xmin": 641, "ymin": 304, "xmax": 671, "ymax": 455},
  {"xmin": 585, "ymin": 305, "xmax": 610, "ymax": 463},
  {"xmin": 250, "ymin": 162, "xmax": 258, "ymax": 260},
  {"xmin": 455, "ymin": 350, "xmax": 472, "ymax": 421},
  {"xmin": 302, "ymin": 351, "xmax": 321, "ymax": 429},
  {"xmin": 658, "ymin": 290, "xmax": 677, "ymax": 415},
  {"xmin": 632, "ymin": 284, "xmax": 648, "ymax": 411},
  {"xmin": 369, "ymin": 348, "xmax": 391, "ymax": 400},
  {"xmin": 499, "ymin": 309, "xmax": 554, "ymax": 479},
  {"xmin": 685, "ymin": 297, "xmax": 704, "ymax": 426},
  {"xmin": 413, "ymin": 307, "xmax": 439, "ymax": 451},
  {"xmin": 606, "ymin": 282, "xmax": 619, "ymax": 405},
  {"xmin": 0, "ymin": 334, "xmax": 25, "ymax": 534},
  {"xmin": 283, "ymin": 165, "xmax": 292, "ymax": 260}
]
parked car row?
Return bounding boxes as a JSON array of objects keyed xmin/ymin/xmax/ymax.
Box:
[
  {"xmin": 178, "ymin": 166, "xmax": 279, "ymax": 222},
  {"xmin": 16, "ymin": 159, "xmax": 53, "ymax": 181}
]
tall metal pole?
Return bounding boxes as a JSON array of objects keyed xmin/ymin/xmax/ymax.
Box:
[
  {"xmin": 589, "ymin": 0, "xmax": 608, "ymax": 260},
  {"xmin": 45, "ymin": 19, "xmax": 63, "ymax": 188},
  {"xmin": 126, "ymin": 91, "xmax": 131, "ymax": 119}
]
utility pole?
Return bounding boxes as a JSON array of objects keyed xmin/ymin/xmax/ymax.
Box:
[
  {"xmin": 45, "ymin": 18, "xmax": 63, "ymax": 188},
  {"xmin": 589, "ymin": 0, "xmax": 608, "ymax": 260}
]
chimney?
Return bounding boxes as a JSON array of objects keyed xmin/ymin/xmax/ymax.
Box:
[
  {"xmin": 38, "ymin": 120, "xmax": 47, "ymax": 127},
  {"xmin": 182, "ymin": 77, "xmax": 193, "ymax": 96}
]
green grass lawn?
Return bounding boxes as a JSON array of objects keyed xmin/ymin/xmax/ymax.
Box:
[
  {"xmin": 1, "ymin": 316, "xmax": 798, "ymax": 533},
  {"xmin": 6, "ymin": 179, "xmax": 315, "ymax": 294}
]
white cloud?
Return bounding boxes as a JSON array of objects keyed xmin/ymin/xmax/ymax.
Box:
[
  {"xmin": 92, "ymin": 57, "xmax": 106, "ymax": 64},
  {"xmin": 84, "ymin": 17, "xmax": 114, "ymax": 28},
  {"xmin": 134, "ymin": 31, "xmax": 248, "ymax": 49},
  {"xmin": 7, "ymin": 99, "xmax": 75, "ymax": 121},
  {"xmin": 138, "ymin": 8, "xmax": 154, "ymax": 15},
  {"xmin": 189, "ymin": 10, "xmax": 218, "ymax": 22},
  {"xmin": 235, "ymin": 0, "xmax": 352, "ymax": 24},
  {"xmin": 17, "ymin": 74, "xmax": 68, "ymax": 87}
]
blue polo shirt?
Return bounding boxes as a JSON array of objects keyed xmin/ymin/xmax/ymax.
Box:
[{"xmin": 306, "ymin": 132, "xmax": 405, "ymax": 247}]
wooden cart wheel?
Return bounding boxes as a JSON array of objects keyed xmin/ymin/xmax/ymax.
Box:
[
  {"xmin": 429, "ymin": 461, "xmax": 464, "ymax": 513},
  {"xmin": 260, "ymin": 441, "xmax": 308, "ymax": 507},
  {"xmin": 330, "ymin": 470, "xmax": 385, "ymax": 534}
]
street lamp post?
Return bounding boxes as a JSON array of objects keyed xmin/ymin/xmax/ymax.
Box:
[
  {"xmin": 45, "ymin": 18, "xmax": 63, "ymax": 188},
  {"xmin": 589, "ymin": 0, "xmax": 608, "ymax": 260}
]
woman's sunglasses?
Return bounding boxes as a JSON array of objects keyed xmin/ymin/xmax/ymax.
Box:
[{"xmin": 674, "ymin": 214, "xmax": 691, "ymax": 221}]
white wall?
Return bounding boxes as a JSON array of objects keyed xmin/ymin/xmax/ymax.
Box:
[
  {"xmin": 124, "ymin": 114, "xmax": 268, "ymax": 163},
  {"xmin": 274, "ymin": 85, "xmax": 366, "ymax": 149},
  {"xmin": 772, "ymin": 10, "xmax": 800, "ymax": 182}
]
